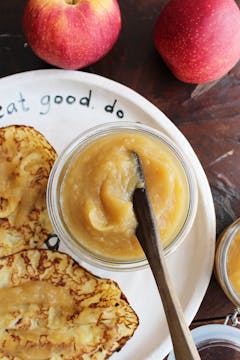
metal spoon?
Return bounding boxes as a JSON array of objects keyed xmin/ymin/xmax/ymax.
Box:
[{"xmin": 131, "ymin": 153, "xmax": 200, "ymax": 360}]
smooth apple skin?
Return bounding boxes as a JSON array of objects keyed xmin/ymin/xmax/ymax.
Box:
[
  {"xmin": 23, "ymin": 0, "xmax": 121, "ymax": 70},
  {"xmin": 154, "ymin": 0, "xmax": 240, "ymax": 84}
]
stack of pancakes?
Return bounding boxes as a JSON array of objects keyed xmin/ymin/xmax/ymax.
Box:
[{"xmin": 0, "ymin": 125, "xmax": 139, "ymax": 359}]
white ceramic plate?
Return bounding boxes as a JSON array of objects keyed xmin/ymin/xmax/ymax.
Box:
[{"xmin": 0, "ymin": 69, "xmax": 216, "ymax": 360}]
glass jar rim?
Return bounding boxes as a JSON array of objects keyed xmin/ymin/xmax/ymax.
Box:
[{"xmin": 47, "ymin": 121, "xmax": 198, "ymax": 271}]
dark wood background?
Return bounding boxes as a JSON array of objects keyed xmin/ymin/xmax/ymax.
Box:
[{"xmin": 0, "ymin": 0, "xmax": 240, "ymax": 357}]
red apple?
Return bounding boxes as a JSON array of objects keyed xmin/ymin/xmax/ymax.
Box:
[
  {"xmin": 23, "ymin": 0, "xmax": 121, "ymax": 70},
  {"xmin": 154, "ymin": 0, "xmax": 240, "ymax": 84}
]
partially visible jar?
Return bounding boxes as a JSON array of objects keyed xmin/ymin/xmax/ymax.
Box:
[
  {"xmin": 168, "ymin": 324, "xmax": 240, "ymax": 360},
  {"xmin": 215, "ymin": 218, "xmax": 240, "ymax": 306}
]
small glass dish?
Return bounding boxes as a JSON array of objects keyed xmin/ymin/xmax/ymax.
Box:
[
  {"xmin": 167, "ymin": 324, "xmax": 240, "ymax": 360},
  {"xmin": 47, "ymin": 121, "xmax": 198, "ymax": 271},
  {"xmin": 215, "ymin": 218, "xmax": 240, "ymax": 306}
]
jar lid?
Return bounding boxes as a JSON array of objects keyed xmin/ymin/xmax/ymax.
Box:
[
  {"xmin": 215, "ymin": 218, "xmax": 240, "ymax": 306},
  {"xmin": 167, "ymin": 324, "xmax": 240, "ymax": 360}
]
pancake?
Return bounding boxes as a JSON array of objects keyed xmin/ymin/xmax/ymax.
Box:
[
  {"xmin": 0, "ymin": 125, "xmax": 57, "ymax": 257},
  {"xmin": 0, "ymin": 249, "xmax": 139, "ymax": 359}
]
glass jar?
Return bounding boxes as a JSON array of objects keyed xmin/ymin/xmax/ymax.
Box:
[
  {"xmin": 47, "ymin": 121, "xmax": 198, "ymax": 271},
  {"xmin": 215, "ymin": 218, "xmax": 240, "ymax": 306},
  {"xmin": 167, "ymin": 324, "xmax": 240, "ymax": 360}
]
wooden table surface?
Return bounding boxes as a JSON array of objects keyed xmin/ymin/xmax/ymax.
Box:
[{"xmin": 1, "ymin": 0, "xmax": 240, "ymax": 358}]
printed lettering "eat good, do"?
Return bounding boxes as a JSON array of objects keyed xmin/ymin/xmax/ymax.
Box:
[{"xmin": 0, "ymin": 90, "xmax": 125, "ymax": 119}]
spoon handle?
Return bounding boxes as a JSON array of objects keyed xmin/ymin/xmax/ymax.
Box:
[{"xmin": 133, "ymin": 187, "xmax": 200, "ymax": 360}]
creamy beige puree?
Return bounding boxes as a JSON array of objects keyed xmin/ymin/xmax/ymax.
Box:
[{"xmin": 61, "ymin": 132, "xmax": 190, "ymax": 261}]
